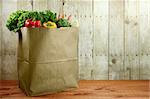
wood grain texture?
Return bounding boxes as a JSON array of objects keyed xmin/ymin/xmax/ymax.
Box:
[
  {"xmin": 1, "ymin": 0, "xmax": 150, "ymax": 80},
  {"xmin": 17, "ymin": 0, "xmax": 32, "ymax": 10},
  {"xmin": 63, "ymin": 0, "xmax": 79, "ymax": 18},
  {"xmin": 109, "ymin": 0, "xmax": 124, "ymax": 80},
  {"xmin": 124, "ymin": 0, "xmax": 140, "ymax": 80},
  {"xmin": 77, "ymin": 0, "xmax": 94, "ymax": 80},
  {"xmin": 1, "ymin": 0, "xmax": 18, "ymax": 80},
  {"xmin": 139, "ymin": 0, "xmax": 150, "ymax": 80},
  {"xmin": 0, "ymin": 0, "xmax": 2, "ymax": 80},
  {"xmin": 33, "ymin": 0, "xmax": 47, "ymax": 11},
  {"xmin": 0, "ymin": 80, "xmax": 149, "ymax": 99},
  {"xmin": 47, "ymin": 0, "xmax": 62, "ymax": 15},
  {"xmin": 93, "ymin": 0, "xmax": 109, "ymax": 80}
]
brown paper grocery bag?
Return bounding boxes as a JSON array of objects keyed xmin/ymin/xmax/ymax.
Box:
[{"xmin": 17, "ymin": 27, "xmax": 79, "ymax": 96}]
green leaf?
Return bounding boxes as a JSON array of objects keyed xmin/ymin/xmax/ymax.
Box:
[
  {"xmin": 56, "ymin": 18, "xmax": 71, "ymax": 28},
  {"xmin": 6, "ymin": 10, "xmax": 28, "ymax": 32}
]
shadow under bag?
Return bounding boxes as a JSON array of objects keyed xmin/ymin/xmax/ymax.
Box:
[{"xmin": 18, "ymin": 27, "xmax": 79, "ymax": 96}]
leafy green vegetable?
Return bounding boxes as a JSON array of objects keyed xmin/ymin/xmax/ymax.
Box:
[
  {"xmin": 17, "ymin": 11, "xmax": 41, "ymax": 30},
  {"xmin": 6, "ymin": 10, "xmax": 71, "ymax": 33},
  {"xmin": 6, "ymin": 10, "xmax": 28, "ymax": 32},
  {"xmin": 56, "ymin": 18, "xmax": 71, "ymax": 28},
  {"xmin": 17, "ymin": 12, "xmax": 30, "ymax": 31},
  {"xmin": 39, "ymin": 10, "xmax": 57, "ymax": 24},
  {"xmin": 6, "ymin": 10, "xmax": 57, "ymax": 33}
]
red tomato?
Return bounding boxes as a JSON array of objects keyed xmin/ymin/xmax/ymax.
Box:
[{"xmin": 35, "ymin": 20, "xmax": 41, "ymax": 27}]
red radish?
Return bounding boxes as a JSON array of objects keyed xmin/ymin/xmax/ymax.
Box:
[
  {"xmin": 35, "ymin": 20, "xmax": 41, "ymax": 27},
  {"xmin": 25, "ymin": 19, "xmax": 41, "ymax": 28},
  {"xmin": 30, "ymin": 21, "xmax": 36, "ymax": 27},
  {"xmin": 25, "ymin": 19, "xmax": 32, "ymax": 27}
]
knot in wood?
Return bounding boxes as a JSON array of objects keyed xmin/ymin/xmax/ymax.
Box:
[{"xmin": 112, "ymin": 59, "xmax": 117, "ymax": 64}]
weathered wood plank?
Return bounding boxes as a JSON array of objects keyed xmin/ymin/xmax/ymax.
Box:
[
  {"xmin": 139, "ymin": 0, "xmax": 150, "ymax": 80},
  {"xmin": 0, "ymin": 56, "xmax": 1, "ymax": 79},
  {"xmin": 0, "ymin": 0, "xmax": 2, "ymax": 55},
  {"xmin": 1, "ymin": 55, "xmax": 17, "ymax": 80},
  {"xmin": 93, "ymin": 0, "xmax": 109, "ymax": 80},
  {"xmin": 1, "ymin": 80, "xmax": 149, "ymax": 99},
  {"xmin": 109, "ymin": 0, "xmax": 124, "ymax": 80},
  {"xmin": 17, "ymin": 0, "xmax": 32, "ymax": 10},
  {"xmin": 0, "ymin": 0, "xmax": 2, "ymax": 80},
  {"xmin": 63, "ymin": 0, "xmax": 79, "ymax": 18},
  {"xmin": 33, "ymin": 0, "xmax": 47, "ymax": 11},
  {"xmin": 2, "ymin": 0, "xmax": 18, "ymax": 55},
  {"xmin": 124, "ymin": 0, "xmax": 140, "ymax": 80},
  {"xmin": 47, "ymin": 0, "xmax": 62, "ymax": 15},
  {"xmin": 77, "ymin": 0, "xmax": 93, "ymax": 80},
  {"xmin": 1, "ymin": 0, "xmax": 18, "ymax": 80}
]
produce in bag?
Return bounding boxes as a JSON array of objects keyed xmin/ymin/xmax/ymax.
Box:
[{"xmin": 6, "ymin": 10, "xmax": 79, "ymax": 96}]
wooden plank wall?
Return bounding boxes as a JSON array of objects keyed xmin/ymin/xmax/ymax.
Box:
[
  {"xmin": 0, "ymin": 0, "xmax": 2, "ymax": 80},
  {"xmin": 1, "ymin": 0, "xmax": 18, "ymax": 80},
  {"xmin": 124, "ymin": 0, "xmax": 140, "ymax": 80},
  {"xmin": 139, "ymin": 0, "xmax": 150, "ymax": 79},
  {"xmin": 93, "ymin": 0, "xmax": 109, "ymax": 80},
  {"xmin": 109, "ymin": 0, "xmax": 124, "ymax": 80},
  {"xmin": 0, "ymin": 0, "xmax": 150, "ymax": 80}
]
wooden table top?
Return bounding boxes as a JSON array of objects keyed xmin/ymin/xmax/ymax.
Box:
[{"xmin": 0, "ymin": 80, "xmax": 149, "ymax": 99}]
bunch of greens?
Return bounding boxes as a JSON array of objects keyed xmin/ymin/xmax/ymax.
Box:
[
  {"xmin": 6, "ymin": 10, "xmax": 73, "ymax": 33},
  {"xmin": 6, "ymin": 10, "xmax": 28, "ymax": 32},
  {"xmin": 39, "ymin": 10, "xmax": 57, "ymax": 24},
  {"xmin": 17, "ymin": 11, "xmax": 41, "ymax": 30},
  {"xmin": 6, "ymin": 10, "xmax": 57, "ymax": 33},
  {"xmin": 56, "ymin": 18, "xmax": 71, "ymax": 28}
]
